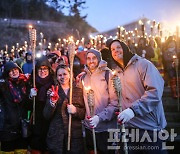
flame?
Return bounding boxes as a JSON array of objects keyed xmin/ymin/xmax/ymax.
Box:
[
  {"xmin": 82, "ymin": 80, "xmax": 91, "ymax": 91},
  {"xmin": 29, "ymin": 25, "xmax": 33, "ymax": 29},
  {"xmin": 69, "ymin": 36, "xmax": 74, "ymax": 43},
  {"xmin": 173, "ymin": 55, "xmax": 177, "ymax": 59},
  {"xmin": 112, "ymin": 70, "xmax": 116, "ymax": 76}
]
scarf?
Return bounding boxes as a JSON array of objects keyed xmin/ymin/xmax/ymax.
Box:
[
  {"xmin": 8, "ymin": 74, "xmax": 29, "ymax": 103},
  {"xmin": 36, "ymin": 75, "xmax": 54, "ymax": 102}
]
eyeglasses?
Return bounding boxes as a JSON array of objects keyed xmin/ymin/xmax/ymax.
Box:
[{"xmin": 38, "ymin": 67, "xmax": 49, "ymax": 72}]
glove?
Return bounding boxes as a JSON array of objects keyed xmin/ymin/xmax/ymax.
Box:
[
  {"xmin": 50, "ymin": 85, "xmax": 59, "ymax": 104},
  {"xmin": 67, "ymin": 104, "xmax": 77, "ymax": 114},
  {"xmin": 89, "ymin": 115, "xmax": 99, "ymax": 128},
  {"xmin": 19, "ymin": 73, "xmax": 30, "ymax": 82},
  {"xmin": 118, "ymin": 108, "xmax": 135, "ymax": 124},
  {"xmin": 30, "ymin": 88, "xmax": 37, "ymax": 98}
]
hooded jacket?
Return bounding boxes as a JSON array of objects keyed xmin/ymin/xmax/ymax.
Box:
[
  {"xmin": 110, "ymin": 40, "xmax": 166, "ymax": 130},
  {"xmin": 81, "ymin": 60, "xmax": 118, "ymax": 132}
]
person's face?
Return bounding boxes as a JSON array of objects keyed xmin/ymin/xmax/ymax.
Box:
[
  {"xmin": 111, "ymin": 41, "xmax": 124, "ymax": 65},
  {"xmin": 86, "ymin": 53, "xmax": 99, "ymax": 72},
  {"xmin": 27, "ymin": 55, "xmax": 32, "ymax": 61},
  {"xmin": 9, "ymin": 68, "xmax": 19, "ymax": 78},
  {"xmin": 57, "ymin": 68, "xmax": 70, "ymax": 86},
  {"xmin": 38, "ymin": 66, "xmax": 49, "ymax": 78}
]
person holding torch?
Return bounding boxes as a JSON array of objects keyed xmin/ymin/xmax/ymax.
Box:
[
  {"xmin": 43, "ymin": 64, "xmax": 86, "ymax": 154},
  {"xmin": 80, "ymin": 49, "xmax": 118, "ymax": 154},
  {"xmin": 109, "ymin": 39, "xmax": 167, "ymax": 154}
]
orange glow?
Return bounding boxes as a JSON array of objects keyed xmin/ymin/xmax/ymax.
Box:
[
  {"xmin": 29, "ymin": 25, "xmax": 33, "ymax": 29},
  {"xmin": 82, "ymin": 80, "xmax": 91, "ymax": 91},
  {"xmin": 173, "ymin": 55, "xmax": 177, "ymax": 59}
]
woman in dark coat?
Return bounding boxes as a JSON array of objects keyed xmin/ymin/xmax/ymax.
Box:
[
  {"xmin": 43, "ymin": 65, "xmax": 85, "ymax": 154},
  {"xmin": 0, "ymin": 62, "xmax": 30, "ymax": 152},
  {"xmin": 29, "ymin": 56, "xmax": 55, "ymax": 153}
]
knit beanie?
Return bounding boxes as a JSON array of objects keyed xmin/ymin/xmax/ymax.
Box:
[{"xmin": 87, "ymin": 49, "xmax": 102, "ymax": 63}]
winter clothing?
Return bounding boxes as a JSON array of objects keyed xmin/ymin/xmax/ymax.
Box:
[
  {"xmin": 43, "ymin": 83, "xmax": 85, "ymax": 154},
  {"xmin": 82, "ymin": 60, "xmax": 118, "ymax": 132},
  {"xmin": 87, "ymin": 49, "xmax": 102, "ymax": 64},
  {"xmin": 162, "ymin": 40, "xmax": 180, "ymax": 98},
  {"xmin": 110, "ymin": 40, "xmax": 167, "ymax": 153},
  {"xmin": 22, "ymin": 52, "xmax": 33, "ymax": 74},
  {"xmin": 81, "ymin": 52, "xmax": 118, "ymax": 154},
  {"xmin": 3, "ymin": 62, "xmax": 22, "ymax": 78},
  {"xmin": 109, "ymin": 39, "xmax": 166, "ymax": 131},
  {"xmin": 29, "ymin": 57, "xmax": 54, "ymax": 151},
  {"xmin": 22, "ymin": 62, "xmax": 33, "ymax": 74},
  {"xmin": 113, "ymin": 54, "xmax": 166, "ymax": 130},
  {"xmin": 109, "ymin": 40, "xmax": 135, "ymax": 68},
  {"xmin": 0, "ymin": 70, "xmax": 30, "ymax": 151}
]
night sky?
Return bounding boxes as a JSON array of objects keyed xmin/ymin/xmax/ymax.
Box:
[{"xmin": 75, "ymin": 0, "xmax": 180, "ymax": 32}]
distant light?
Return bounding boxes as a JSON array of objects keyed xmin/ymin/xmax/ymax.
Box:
[
  {"xmin": 36, "ymin": 53, "xmax": 41, "ymax": 58},
  {"xmin": 147, "ymin": 20, "xmax": 151, "ymax": 24},
  {"xmin": 161, "ymin": 38, "xmax": 165, "ymax": 43},
  {"xmin": 139, "ymin": 20, "xmax": 143, "ymax": 25}
]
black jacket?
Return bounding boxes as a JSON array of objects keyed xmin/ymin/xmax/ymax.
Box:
[{"xmin": 0, "ymin": 78, "xmax": 30, "ymax": 141}]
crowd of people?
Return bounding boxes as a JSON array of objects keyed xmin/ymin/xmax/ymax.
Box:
[{"xmin": 0, "ymin": 34, "xmax": 179, "ymax": 154}]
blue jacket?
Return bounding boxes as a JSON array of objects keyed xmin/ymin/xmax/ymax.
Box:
[{"xmin": 22, "ymin": 62, "xmax": 33, "ymax": 74}]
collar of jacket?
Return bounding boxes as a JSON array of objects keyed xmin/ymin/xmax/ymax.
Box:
[
  {"xmin": 84, "ymin": 60, "xmax": 109, "ymax": 75},
  {"xmin": 116, "ymin": 54, "xmax": 142, "ymax": 72}
]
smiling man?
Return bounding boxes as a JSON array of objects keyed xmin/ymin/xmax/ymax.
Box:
[
  {"xmin": 109, "ymin": 39, "xmax": 167, "ymax": 154},
  {"xmin": 81, "ymin": 49, "xmax": 118, "ymax": 154}
]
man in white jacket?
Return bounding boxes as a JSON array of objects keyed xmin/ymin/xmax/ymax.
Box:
[
  {"xmin": 81, "ymin": 49, "xmax": 118, "ymax": 154},
  {"xmin": 109, "ymin": 39, "xmax": 167, "ymax": 154}
]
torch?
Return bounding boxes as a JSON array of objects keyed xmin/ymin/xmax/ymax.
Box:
[
  {"xmin": 141, "ymin": 24, "xmax": 145, "ymax": 38},
  {"xmin": 117, "ymin": 26, "xmax": 121, "ymax": 40},
  {"xmin": 67, "ymin": 38, "xmax": 75, "ymax": 151},
  {"xmin": 112, "ymin": 72, "xmax": 128, "ymax": 154},
  {"xmin": 82, "ymin": 79, "xmax": 97, "ymax": 154},
  {"xmin": 29, "ymin": 25, "xmax": 37, "ymax": 125},
  {"xmin": 87, "ymin": 89, "xmax": 97, "ymax": 154}
]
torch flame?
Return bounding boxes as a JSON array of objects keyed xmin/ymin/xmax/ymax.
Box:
[
  {"xmin": 29, "ymin": 25, "xmax": 33, "ymax": 29},
  {"xmin": 173, "ymin": 55, "xmax": 177, "ymax": 59},
  {"xmin": 112, "ymin": 70, "xmax": 116, "ymax": 76},
  {"xmin": 82, "ymin": 80, "xmax": 91, "ymax": 91}
]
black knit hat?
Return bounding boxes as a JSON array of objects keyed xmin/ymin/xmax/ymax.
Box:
[
  {"xmin": 109, "ymin": 39, "xmax": 135, "ymax": 68},
  {"xmin": 3, "ymin": 62, "xmax": 22, "ymax": 78},
  {"xmin": 87, "ymin": 49, "xmax": 102, "ymax": 63}
]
